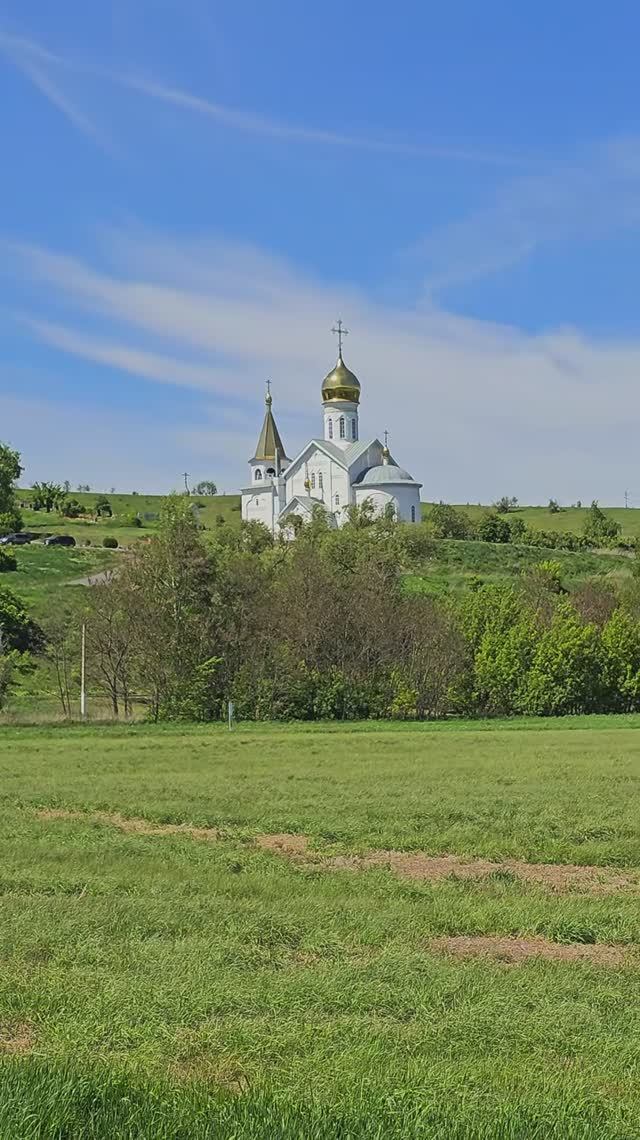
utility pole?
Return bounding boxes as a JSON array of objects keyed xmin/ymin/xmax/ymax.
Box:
[
  {"xmin": 182, "ymin": 472, "xmax": 190, "ymax": 495},
  {"xmin": 625, "ymin": 490, "xmax": 629, "ymax": 509},
  {"xmin": 80, "ymin": 623, "xmax": 87, "ymax": 720}
]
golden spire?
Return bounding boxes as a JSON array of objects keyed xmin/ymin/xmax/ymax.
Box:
[
  {"xmin": 322, "ymin": 319, "xmax": 361, "ymax": 404},
  {"xmin": 252, "ymin": 382, "xmax": 289, "ymax": 462}
]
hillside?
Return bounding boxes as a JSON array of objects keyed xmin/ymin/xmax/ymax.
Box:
[{"xmin": 16, "ymin": 489, "xmax": 640, "ymax": 543}]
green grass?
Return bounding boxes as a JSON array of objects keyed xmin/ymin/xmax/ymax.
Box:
[
  {"xmin": 5, "ymin": 543, "xmax": 119, "ymax": 615},
  {"xmin": 3, "ymin": 719, "xmax": 640, "ymax": 1137},
  {"xmin": 17, "ymin": 490, "xmax": 241, "ymax": 546},
  {"xmin": 423, "ymin": 501, "xmax": 640, "ymax": 538},
  {"xmin": 405, "ymin": 538, "xmax": 633, "ymax": 596}
]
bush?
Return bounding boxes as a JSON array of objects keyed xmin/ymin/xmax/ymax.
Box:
[
  {"xmin": 476, "ymin": 512, "xmax": 512, "ymax": 543},
  {"xmin": 429, "ymin": 502, "xmax": 472, "ymax": 539},
  {"xmin": 61, "ymin": 498, "xmax": 83, "ymax": 518},
  {"xmin": 122, "ymin": 514, "xmax": 142, "ymax": 528},
  {"xmin": 102, "ymin": 536, "xmax": 118, "ymax": 549},
  {"xmin": 0, "ymin": 547, "xmax": 17, "ymax": 572}
]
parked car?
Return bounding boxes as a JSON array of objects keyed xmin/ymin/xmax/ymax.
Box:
[
  {"xmin": 0, "ymin": 533, "xmax": 31, "ymax": 545},
  {"xmin": 44, "ymin": 535, "xmax": 76, "ymax": 547}
]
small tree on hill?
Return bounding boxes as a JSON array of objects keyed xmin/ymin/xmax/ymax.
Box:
[
  {"xmin": 477, "ymin": 512, "xmax": 512, "ymax": 543},
  {"xmin": 583, "ymin": 501, "xmax": 621, "ymax": 546},
  {"xmin": 31, "ymin": 481, "xmax": 66, "ymax": 513},
  {"xmin": 0, "ymin": 442, "xmax": 23, "ymax": 535},
  {"xmin": 495, "ymin": 495, "xmax": 518, "ymax": 514},
  {"xmin": 95, "ymin": 496, "xmax": 113, "ymax": 518},
  {"xmin": 194, "ymin": 480, "xmax": 218, "ymax": 496},
  {"xmin": 429, "ymin": 502, "xmax": 471, "ymax": 540},
  {"xmin": 548, "ymin": 499, "xmax": 560, "ymax": 514}
]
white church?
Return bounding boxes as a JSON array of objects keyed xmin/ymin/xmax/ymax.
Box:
[{"xmin": 241, "ymin": 323, "xmax": 422, "ymax": 535}]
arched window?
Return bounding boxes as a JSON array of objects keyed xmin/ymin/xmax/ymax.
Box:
[
  {"xmin": 254, "ymin": 469, "xmax": 262, "ymax": 481},
  {"xmin": 339, "ymin": 416, "xmax": 345, "ymax": 439},
  {"xmin": 328, "ymin": 419, "xmax": 333, "ymax": 439},
  {"xmin": 351, "ymin": 419, "xmax": 357, "ymax": 440},
  {"xmin": 411, "ymin": 505, "xmax": 416, "ymax": 522},
  {"xmin": 318, "ymin": 473, "xmax": 323, "ymax": 491},
  {"xmin": 334, "ymin": 492, "xmax": 340, "ymax": 506},
  {"xmin": 311, "ymin": 473, "xmax": 316, "ymax": 489},
  {"xmin": 266, "ymin": 467, "xmax": 275, "ymax": 477}
]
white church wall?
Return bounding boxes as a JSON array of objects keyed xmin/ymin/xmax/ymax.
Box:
[
  {"xmin": 242, "ymin": 488, "xmax": 275, "ymax": 530},
  {"xmin": 354, "ymin": 484, "xmax": 421, "ymax": 523}
]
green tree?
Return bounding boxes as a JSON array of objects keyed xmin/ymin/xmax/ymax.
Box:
[
  {"xmin": 194, "ymin": 480, "xmax": 218, "ymax": 496},
  {"xmin": 429, "ymin": 502, "xmax": 471, "ymax": 539},
  {"xmin": 474, "ymin": 615, "xmax": 538, "ymax": 715},
  {"xmin": 477, "ymin": 512, "xmax": 512, "ymax": 543},
  {"xmin": 61, "ymin": 498, "xmax": 83, "ymax": 518},
  {"xmin": 525, "ymin": 603, "xmax": 604, "ymax": 715},
  {"xmin": 31, "ymin": 481, "xmax": 66, "ymax": 513},
  {"xmin": 0, "ymin": 585, "xmax": 44, "ymax": 653},
  {"xmin": 494, "ymin": 495, "xmax": 518, "ymax": 514},
  {"xmin": 95, "ymin": 496, "xmax": 113, "ymax": 518},
  {"xmin": 548, "ymin": 498, "xmax": 560, "ymax": 514},
  {"xmin": 600, "ymin": 608, "xmax": 640, "ymax": 711},
  {"xmin": 583, "ymin": 501, "xmax": 621, "ymax": 546},
  {"xmin": 0, "ymin": 442, "xmax": 23, "ymax": 535}
]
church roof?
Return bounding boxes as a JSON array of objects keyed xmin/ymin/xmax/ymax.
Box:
[
  {"xmin": 252, "ymin": 393, "xmax": 290, "ymax": 463},
  {"xmin": 355, "ymin": 461, "xmax": 421, "ymax": 487},
  {"xmin": 307, "ymin": 438, "xmax": 378, "ymax": 468},
  {"xmin": 321, "ymin": 354, "xmax": 361, "ymax": 405}
]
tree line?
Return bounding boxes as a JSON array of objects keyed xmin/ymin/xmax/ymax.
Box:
[{"xmin": 10, "ymin": 496, "xmax": 639, "ymax": 722}]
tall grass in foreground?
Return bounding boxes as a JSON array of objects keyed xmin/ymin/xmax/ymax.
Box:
[{"xmin": 0, "ymin": 1059, "xmax": 635, "ymax": 1140}]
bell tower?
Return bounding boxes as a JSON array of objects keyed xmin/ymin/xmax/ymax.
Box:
[{"xmin": 321, "ymin": 320, "xmax": 360, "ymax": 450}]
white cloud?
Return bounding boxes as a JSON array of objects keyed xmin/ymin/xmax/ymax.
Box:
[
  {"xmin": 417, "ymin": 137, "xmax": 640, "ymax": 293},
  {"xmin": 6, "ymin": 230, "xmax": 640, "ymax": 504},
  {"xmin": 0, "ymin": 29, "xmax": 531, "ymax": 167}
]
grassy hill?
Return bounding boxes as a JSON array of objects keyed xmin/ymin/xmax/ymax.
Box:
[
  {"xmin": 16, "ymin": 489, "xmax": 640, "ymax": 545},
  {"xmin": 16, "ymin": 489, "xmax": 241, "ymax": 546}
]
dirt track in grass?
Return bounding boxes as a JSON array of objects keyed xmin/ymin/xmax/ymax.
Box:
[
  {"xmin": 255, "ymin": 833, "xmax": 640, "ymax": 894},
  {"xmin": 428, "ymin": 935, "xmax": 630, "ymax": 965},
  {"xmin": 36, "ymin": 809, "xmax": 219, "ymax": 841}
]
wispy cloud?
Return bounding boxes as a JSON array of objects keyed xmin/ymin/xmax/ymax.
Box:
[
  {"xmin": 7, "ymin": 229, "xmax": 640, "ymax": 502},
  {"xmin": 117, "ymin": 74, "xmax": 531, "ymax": 167},
  {"xmin": 0, "ymin": 29, "xmax": 533, "ymax": 167},
  {"xmin": 0, "ymin": 29, "xmax": 106, "ymax": 145},
  {"xmin": 417, "ymin": 137, "xmax": 640, "ymax": 293}
]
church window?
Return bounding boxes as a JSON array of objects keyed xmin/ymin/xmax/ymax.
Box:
[
  {"xmin": 351, "ymin": 419, "xmax": 357, "ymax": 440},
  {"xmin": 335, "ymin": 492, "xmax": 340, "ymax": 506},
  {"xmin": 266, "ymin": 467, "xmax": 275, "ymax": 477},
  {"xmin": 311, "ymin": 473, "xmax": 316, "ymax": 489},
  {"xmin": 255, "ymin": 469, "xmax": 262, "ymax": 481},
  {"xmin": 318, "ymin": 473, "xmax": 323, "ymax": 490},
  {"xmin": 339, "ymin": 416, "xmax": 345, "ymax": 439},
  {"xmin": 411, "ymin": 505, "xmax": 416, "ymax": 522},
  {"xmin": 328, "ymin": 419, "xmax": 333, "ymax": 439}
]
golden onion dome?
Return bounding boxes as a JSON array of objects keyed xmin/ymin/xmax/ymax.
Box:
[{"xmin": 321, "ymin": 354, "xmax": 361, "ymax": 405}]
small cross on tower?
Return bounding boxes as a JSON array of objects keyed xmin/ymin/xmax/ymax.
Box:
[
  {"xmin": 331, "ymin": 318, "xmax": 349, "ymax": 357},
  {"xmin": 265, "ymin": 378, "xmax": 272, "ymax": 404}
]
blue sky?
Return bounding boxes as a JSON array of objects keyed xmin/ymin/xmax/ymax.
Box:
[{"xmin": 3, "ymin": 0, "xmax": 640, "ymax": 502}]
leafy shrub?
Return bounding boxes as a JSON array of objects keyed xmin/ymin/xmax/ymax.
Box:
[
  {"xmin": 122, "ymin": 514, "xmax": 142, "ymax": 528},
  {"xmin": 476, "ymin": 512, "xmax": 512, "ymax": 543},
  {"xmin": 0, "ymin": 547, "xmax": 17, "ymax": 572},
  {"xmin": 102, "ymin": 536, "xmax": 118, "ymax": 549},
  {"xmin": 429, "ymin": 502, "xmax": 472, "ymax": 539},
  {"xmin": 61, "ymin": 498, "xmax": 83, "ymax": 518}
]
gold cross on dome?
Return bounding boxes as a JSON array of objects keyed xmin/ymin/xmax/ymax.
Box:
[{"xmin": 331, "ymin": 318, "xmax": 349, "ymax": 356}]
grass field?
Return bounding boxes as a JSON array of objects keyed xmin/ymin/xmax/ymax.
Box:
[
  {"xmin": 3, "ymin": 718, "xmax": 640, "ymax": 1137},
  {"xmin": 16, "ymin": 488, "xmax": 640, "ymax": 544},
  {"xmin": 17, "ymin": 490, "xmax": 241, "ymax": 546}
]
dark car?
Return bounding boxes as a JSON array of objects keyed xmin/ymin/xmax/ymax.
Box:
[
  {"xmin": 0, "ymin": 533, "xmax": 31, "ymax": 545},
  {"xmin": 44, "ymin": 535, "xmax": 76, "ymax": 547}
]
